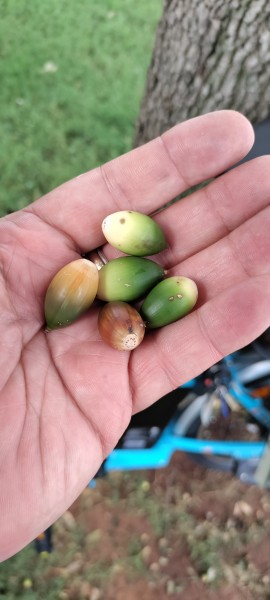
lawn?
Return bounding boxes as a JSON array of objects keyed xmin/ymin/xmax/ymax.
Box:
[{"xmin": 0, "ymin": 0, "xmax": 162, "ymax": 215}]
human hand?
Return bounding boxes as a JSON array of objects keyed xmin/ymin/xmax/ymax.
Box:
[{"xmin": 1, "ymin": 111, "xmax": 270, "ymax": 561}]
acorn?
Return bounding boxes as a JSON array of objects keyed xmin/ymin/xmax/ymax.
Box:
[
  {"xmin": 102, "ymin": 210, "xmax": 167, "ymax": 256},
  {"xmin": 98, "ymin": 301, "xmax": 145, "ymax": 350},
  {"xmin": 140, "ymin": 276, "xmax": 198, "ymax": 328},
  {"xmin": 44, "ymin": 258, "xmax": 99, "ymax": 330},
  {"xmin": 97, "ymin": 256, "xmax": 165, "ymax": 302}
]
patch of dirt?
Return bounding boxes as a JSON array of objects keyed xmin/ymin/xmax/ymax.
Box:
[
  {"xmin": 50, "ymin": 451, "xmax": 270, "ymax": 599},
  {"xmin": 247, "ymin": 534, "xmax": 270, "ymax": 574}
]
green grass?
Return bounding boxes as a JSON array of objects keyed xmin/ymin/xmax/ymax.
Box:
[
  {"xmin": 0, "ymin": 0, "xmax": 162, "ymax": 215},
  {"xmin": 0, "ymin": 545, "xmax": 66, "ymax": 599}
]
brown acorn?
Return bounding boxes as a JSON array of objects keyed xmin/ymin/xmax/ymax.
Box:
[{"xmin": 98, "ymin": 301, "xmax": 145, "ymax": 351}]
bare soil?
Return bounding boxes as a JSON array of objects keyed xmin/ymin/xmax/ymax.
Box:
[{"xmin": 52, "ymin": 452, "xmax": 270, "ymax": 600}]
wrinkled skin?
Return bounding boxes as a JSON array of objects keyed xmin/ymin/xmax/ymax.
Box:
[{"xmin": 1, "ymin": 111, "xmax": 270, "ymax": 561}]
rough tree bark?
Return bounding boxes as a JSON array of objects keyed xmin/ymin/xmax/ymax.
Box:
[{"xmin": 135, "ymin": 0, "xmax": 270, "ymax": 145}]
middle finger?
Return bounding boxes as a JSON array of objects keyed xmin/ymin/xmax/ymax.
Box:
[
  {"xmin": 157, "ymin": 155, "xmax": 270, "ymax": 268},
  {"xmin": 102, "ymin": 156, "xmax": 270, "ymax": 267}
]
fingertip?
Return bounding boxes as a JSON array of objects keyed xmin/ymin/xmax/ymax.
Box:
[
  {"xmin": 217, "ymin": 109, "xmax": 255, "ymax": 154},
  {"xmin": 161, "ymin": 110, "xmax": 255, "ymax": 185}
]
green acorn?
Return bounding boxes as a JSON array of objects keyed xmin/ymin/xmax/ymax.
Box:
[
  {"xmin": 140, "ymin": 276, "xmax": 198, "ymax": 328},
  {"xmin": 102, "ymin": 210, "xmax": 167, "ymax": 256},
  {"xmin": 44, "ymin": 258, "xmax": 99, "ymax": 330},
  {"xmin": 97, "ymin": 256, "xmax": 165, "ymax": 302}
]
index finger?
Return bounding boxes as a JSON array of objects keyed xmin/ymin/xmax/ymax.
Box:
[{"xmin": 29, "ymin": 111, "xmax": 254, "ymax": 252}]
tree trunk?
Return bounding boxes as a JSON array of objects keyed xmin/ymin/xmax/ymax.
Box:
[{"xmin": 135, "ymin": 0, "xmax": 270, "ymax": 146}]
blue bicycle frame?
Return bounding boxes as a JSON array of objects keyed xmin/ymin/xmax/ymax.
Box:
[
  {"xmin": 105, "ymin": 418, "xmax": 265, "ymax": 473},
  {"xmin": 89, "ymin": 352, "xmax": 270, "ymax": 484}
]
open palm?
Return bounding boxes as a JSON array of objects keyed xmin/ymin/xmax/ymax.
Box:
[{"xmin": 1, "ymin": 111, "xmax": 270, "ymax": 561}]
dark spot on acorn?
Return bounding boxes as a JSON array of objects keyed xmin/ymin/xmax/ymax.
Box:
[{"xmin": 120, "ymin": 218, "xmax": 126, "ymax": 224}]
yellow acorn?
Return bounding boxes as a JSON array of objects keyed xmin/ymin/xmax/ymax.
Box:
[
  {"xmin": 102, "ymin": 210, "xmax": 167, "ymax": 256},
  {"xmin": 44, "ymin": 259, "xmax": 99, "ymax": 330}
]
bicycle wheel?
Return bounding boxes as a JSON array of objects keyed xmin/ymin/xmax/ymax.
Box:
[
  {"xmin": 176, "ymin": 391, "xmax": 264, "ymax": 474},
  {"xmin": 173, "ymin": 393, "xmax": 239, "ymax": 472}
]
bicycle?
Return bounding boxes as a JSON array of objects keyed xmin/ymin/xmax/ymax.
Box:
[
  {"xmin": 35, "ymin": 330, "xmax": 270, "ymax": 553},
  {"xmin": 94, "ymin": 328, "xmax": 270, "ymax": 488}
]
